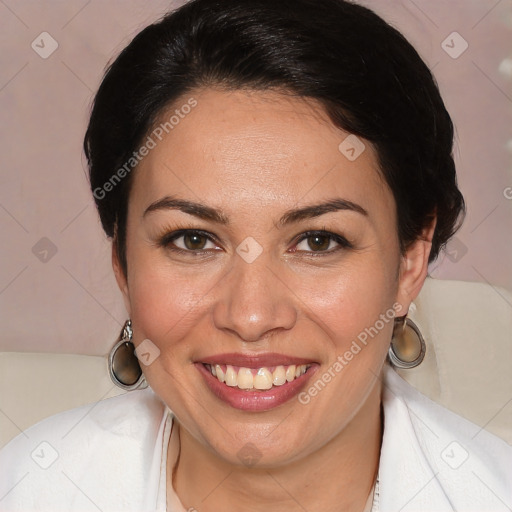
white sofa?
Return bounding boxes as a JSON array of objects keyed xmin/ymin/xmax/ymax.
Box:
[{"xmin": 1, "ymin": 276, "xmax": 511, "ymax": 449}]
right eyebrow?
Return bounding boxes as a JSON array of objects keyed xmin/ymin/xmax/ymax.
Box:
[{"xmin": 143, "ymin": 196, "xmax": 230, "ymax": 224}]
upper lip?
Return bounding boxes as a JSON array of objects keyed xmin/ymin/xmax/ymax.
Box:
[{"xmin": 198, "ymin": 352, "xmax": 317, "ymax": 368}]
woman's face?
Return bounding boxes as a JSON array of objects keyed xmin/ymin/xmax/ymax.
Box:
[{"xmin": 114, "ymin": 88, "xmax": 431, "ymax": 467}]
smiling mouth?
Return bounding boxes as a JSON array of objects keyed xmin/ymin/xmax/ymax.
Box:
[{"xmin": 203, "ymin": 363, "xmax": 313, "ymax": 391}]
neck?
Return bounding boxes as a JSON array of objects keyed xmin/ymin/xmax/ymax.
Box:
[{"xmin": 171, "ymin": 379, "xmax": 382, "ymax": 512}]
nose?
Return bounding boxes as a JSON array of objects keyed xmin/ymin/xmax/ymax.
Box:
[{"xmin": 212, "ymin": 251, "xmax": 298, "ymax": 343}]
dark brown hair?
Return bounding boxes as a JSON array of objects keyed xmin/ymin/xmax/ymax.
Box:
[{"xmin": 84, "ymin": 0, "xmax": 465, "ymax": 276}]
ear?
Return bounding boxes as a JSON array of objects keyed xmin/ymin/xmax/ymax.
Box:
[
  {"xmin": 111, "ymin": 239, "xmax": 132, "ymax": 317},
  {"xmin": 394, "ymin": 216, "xmax": 437, "ymax": 316}
]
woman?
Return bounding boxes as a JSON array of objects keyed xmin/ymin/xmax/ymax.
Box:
[{"xmin": 1, "ymin": 0, "xmax": 510, "ymax": 510}]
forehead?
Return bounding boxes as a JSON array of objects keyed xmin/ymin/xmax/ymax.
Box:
[{"xmin": 131, "ymin": 88, "xmax": 392, "ymax": 219}]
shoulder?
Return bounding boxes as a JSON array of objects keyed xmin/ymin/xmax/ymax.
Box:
[
  {"xmin": 380, "ymin": 365, "xmax": 512, "ymax": 511},
  {"xmin": 0, "ymin": 387, "xmax": 169, "ymax": 511}
]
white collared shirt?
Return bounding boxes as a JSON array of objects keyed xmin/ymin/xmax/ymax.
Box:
[{"xmin": 1, "ymin": 365, "xmax": 510, "ymax": 511}]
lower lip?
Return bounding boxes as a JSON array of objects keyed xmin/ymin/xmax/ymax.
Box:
[{"xmin": 195, "ymin": 362, "xmax": 319, "ymax": 412}]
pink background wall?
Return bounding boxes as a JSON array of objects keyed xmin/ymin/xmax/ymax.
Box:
[{"xmin": 1, "ymin": 0, "xmax": 511, "ymax": 355}]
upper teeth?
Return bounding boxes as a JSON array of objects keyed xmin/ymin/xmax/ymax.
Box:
[{"xmin": 206, "ymin": 364, "xmax": 310, "ymax": 390}]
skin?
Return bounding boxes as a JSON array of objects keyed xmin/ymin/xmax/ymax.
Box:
[{"xmin": 112, "ymin": 88, "xmax": 435, "ymax": 511}]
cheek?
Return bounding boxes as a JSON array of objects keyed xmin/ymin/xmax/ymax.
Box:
[
  {"xmin": 126, "ymin": 251, "xmax": 219, "ymax": 350},
  {"xmin": 297, "ymin": 257, "xmax": 398, "ymax": 349}
]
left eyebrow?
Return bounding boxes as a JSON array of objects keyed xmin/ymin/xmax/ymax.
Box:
[{"xmin": 277, "ymin": 198, "xmax": 368, "ymax": 227}]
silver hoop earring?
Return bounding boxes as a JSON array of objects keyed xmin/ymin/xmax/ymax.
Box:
[
  {"xmin": 108, "ymin": 320, "xmax": 148, "ymax": 390},
  {"xmin": 388, "ymin": 315, "xmax": 426, "ymax": 369}
]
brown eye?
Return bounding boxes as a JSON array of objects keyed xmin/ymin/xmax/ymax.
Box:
[
  {"xmin": 293, "ymin": 230, "xmax": 352, "ymax": 254},
  {"xmin": 305, "ymin": 235, "xmax": 331, "ymax": 251},
  {"xmin": 183, "ymin": 233, "xmax": 208, "ymax": 250},
  {"xmin": 159, "ymin": 229, "xmax": 220, "ymax": 253}
]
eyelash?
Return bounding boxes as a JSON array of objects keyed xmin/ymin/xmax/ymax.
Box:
[{"xmin": 156, "ymin": 226, "xmax": 353, "ymax": 257}]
